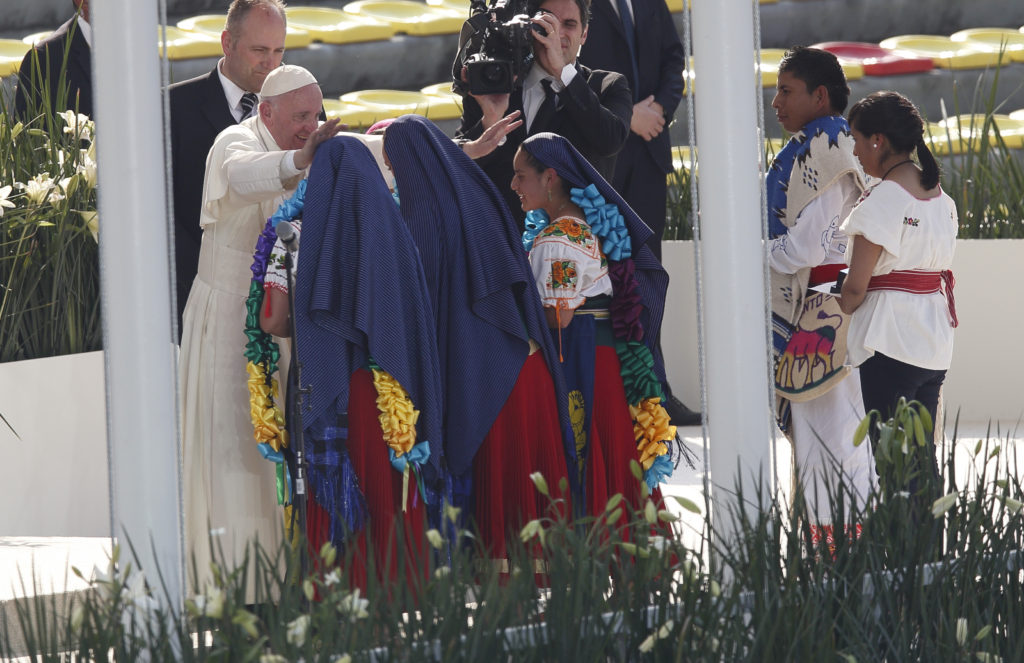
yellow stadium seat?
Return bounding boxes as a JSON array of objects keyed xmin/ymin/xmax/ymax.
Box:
[
  {"xmin": 926, "ymin": 114, "xmax": 1024, "ymax": 154},
  {"xmin": 177, "ymin": 14, "xmax": 312, "ymax": 49},
  {"xmin": 878, "ymin": 35, "xmax": 1002, "ymax": 69},
  {"xmin": 419, "ymin": 82, "xmax": 464, "ymax": 118},
  {"xmin": 759, "ymin": 48, "xmax": 863, "ymax": 88},
  {"xmin": 21, "ymin": 32, "xmax": 53, "ymax": 46},
  {"xmin": 425, "ymin": 0, "xmax": 471, "ymax": 16},
  {"xmin": 341, "ymin": 89, "xmax": 462, "ymax": 121},
  {"xmin": 420, "ymin": 81, "xmax": 457, "ymax": 97},
  {"xmin": 158, "ymin": 26, "xmax": 225, "ymax": 60},
  {"xmin": 950, "ymin": 28, "xmax": 1024, "ymax": 63},
  {"xmin": 0, "ymin": 39, "xmax": 30, "ymax": 77},
  {"xmin": 343, "ymin": 0, "xmax": 464, "ymax": 36},
  {"xmin": 286, "ymin": 7, "xmax": 395, "ymax": 44},
  {"xmin": 322, "ymin": 98, "xmax": 380, "ymax": 129}
]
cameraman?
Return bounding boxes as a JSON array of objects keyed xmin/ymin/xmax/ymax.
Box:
[{"xmin": 457, "ymin": 0, "xmax": 632, "ymax": 228}]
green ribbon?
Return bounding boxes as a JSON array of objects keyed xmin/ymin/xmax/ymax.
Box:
[
  {"xmin": 614, "ymin": 339, "xmax": 665, "ymax": 405},
  {"xmin": 243, "ymin": 280, "xmax": 280, "ymax": 375}
]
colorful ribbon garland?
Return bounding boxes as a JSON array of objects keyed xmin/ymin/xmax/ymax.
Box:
[
  {"xmin": 570, "ymin": 186, "xmax": 676, "ymax": 490},
  {"xmin": 242, "ymin": 183, "xmax": 309, "ymax": 505}
]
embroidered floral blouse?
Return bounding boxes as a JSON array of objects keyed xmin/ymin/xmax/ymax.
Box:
[
  {"xmin": 263, "ymin": 219, "xmax": 300, "ymax": 295},
  {"xmin": 528, "ymin": 215, "xmax": 612, "ymax": 310}
]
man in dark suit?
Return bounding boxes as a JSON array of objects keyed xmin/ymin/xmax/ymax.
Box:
[
  {"xmin": 579, "ymin": 0, "xmax": 684, "ymax": 262},
  {"xmin": 168, "ymin": 0, "xmax": 287, "ymax": 334},
  {"xmin": 580, "ymin": 2, "xmax": 699, "ymax": 426},
  {"xmin": 457, "ymin": 0, "xmax": 632, "ymax": 228},
  {"xmin": 14, "ymin": 0, "xmax": 93, "ymax": 119}
]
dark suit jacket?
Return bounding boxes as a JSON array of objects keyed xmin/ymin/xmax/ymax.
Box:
[
  {"xmin": 457, "ymin": 63, "xmax": 632, "ymax": 226},
  {"xmin": 14, "ymin": 15, "xmax": 93, "ymax": 119},
  {"xmin": 168, "ymin": 68, "xmax": 237, "ymax": 331},
  {"xmin": 579, "ymin": 0, "xmax": 685, "ymax": 175}
]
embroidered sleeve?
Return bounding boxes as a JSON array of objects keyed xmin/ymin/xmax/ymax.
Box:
[
  {"xmin": 263, "ymin": 220, "xmax": 301, "ymax": 295},
  {"xmin": 528, "ymin": 217, "xmax": 610, "ymax": 309}
]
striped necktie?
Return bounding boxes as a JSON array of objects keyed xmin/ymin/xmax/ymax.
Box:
[{"xmin": 240, "ymin": 92, "xmax": 259, "ymax": 120}]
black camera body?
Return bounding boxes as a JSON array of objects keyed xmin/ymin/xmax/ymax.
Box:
[{"xmin": 454, "ymin": 0, "xmax": 546, "ymax": 96}]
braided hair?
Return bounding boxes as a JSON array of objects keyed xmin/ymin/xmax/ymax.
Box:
[{"xmin": 848, "ymin": 91, "xmax": 940, "ymax": 189}]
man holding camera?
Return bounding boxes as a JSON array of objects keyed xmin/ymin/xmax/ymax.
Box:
[{"xmin": 457, "ymin": 0, "xmax": 633, "ymax": 227}]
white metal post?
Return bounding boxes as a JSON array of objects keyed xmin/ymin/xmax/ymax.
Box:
[
  {"xmin": 93, "ymin": 0, "xmax": 183, "ymax": 608},
  {"xmin": 690, "ymin": 1, "xmax": 774, "ymax": 541}
]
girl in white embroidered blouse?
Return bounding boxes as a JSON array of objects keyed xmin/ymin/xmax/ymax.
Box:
[{"xmin": 838, "ymin": 91, "xmax": 958, "ymax": 517}]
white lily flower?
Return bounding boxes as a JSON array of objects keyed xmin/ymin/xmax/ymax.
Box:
[
  {"xmin": 426, "ymin": 528, "xmax": 445, "ymax": 550},
  {"xmin": 59, "ymin": 176, "xmax": 75, "ymax": 196},
  {"xmin": 80, "ymin": 211, "xmax": 98, "ymax": 242},
  {"xmin": 529, "ymin": 471, "xmax": 549, "ymax": 496},
  {"xmin": 638, "ymin": 619, "xmax": 674, "ymax": 653},
  {"xmin": 323, "ymin": 569, "xmax": 342, "ymax": 587},
  {"xmin": 193, "ymin": 585, "xmax": 225, "ymax": 619},
  {"xmin": 931, "ymin": 492, "xmax": 958, "ymax": 518},
  {"xmin": 286, "ymin": 614, "xmax": 311, "ymax": 647},
  {"xmin": 337, "ymin": 588, "xmax": 369, "ymax": 622},
  {"xmin": 77, "ymin": 151, "xmax": 97, "ymax": 188},
  {"xmin": 91, "ymin": 559, "xmax": 119, "ymax": 602},
  {"xmin": 956, "ymin": 618, "xmax": 968, "ymax": 646},
  {"xmin": 23, "ymin": 174, "xmax": 63, "ymax": 206},
  {"xmin": 59, "ymin": 110, "xmax": 94, "ymax": 139},
  {"xmin": 520, "ymin": 518, "xmax": 544, "ymax": 545},
  {"xmin": 0, "ymin": 186, "xmax": 15, "ymax": 216}
]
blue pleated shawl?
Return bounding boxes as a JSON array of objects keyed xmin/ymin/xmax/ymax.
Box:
[
  {"xmin": 293, "ymin": 136, "xmax": 444, "ymax": 482},
  {"xmin": 384, "ymin": 115, "xmax": 576, "ymax": 483}
]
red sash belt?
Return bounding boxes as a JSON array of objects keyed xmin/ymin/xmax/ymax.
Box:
[
  {"xmin": 867, "ymin": 269, "xmax": 958, "ymax": 328},
  {"xmin": 809, "ymin": 263, "xmax": 845, "ymax": 287}
]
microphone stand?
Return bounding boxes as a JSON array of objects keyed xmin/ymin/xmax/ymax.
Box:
[{"xmin": 282, "ymin": 242, "xmax": 311, "ymax": 579}]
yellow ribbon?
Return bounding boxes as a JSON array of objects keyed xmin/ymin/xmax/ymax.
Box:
[
  {"xmin": 371, "ymin": 368, "xmax": 419, "ymax": 458},
  {"xmin": 246, "ymin": 361, "xmax": 288, "ymax": 452},
  {"xmin": 629, "ymin": 397, "xmax": 676, "ymax": 470}
]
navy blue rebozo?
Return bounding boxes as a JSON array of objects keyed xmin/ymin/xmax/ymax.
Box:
[
  {"xmin": 293, "ymin": 136, "xmax": 444, "ymax": 533},
  {"xmin": 384, "ymin": 115, "xmax": 578, "ymax": 493}
]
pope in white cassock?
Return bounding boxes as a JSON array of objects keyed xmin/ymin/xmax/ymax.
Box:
[{"xmin": 179, "ymin": 65, "xmax": 342, "ymax": 596}]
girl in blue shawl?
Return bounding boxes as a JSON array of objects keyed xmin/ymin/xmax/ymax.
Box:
[
  {"xmin": 513, "ymin": 132, "xmax": 675, "ymax": 520},
  {"xmin": 281, "ymin": 135, "xmax": 444, "ymax": 590},
  {"xmin": 384, "ymin": 115, "xmax": 574, "ymax": 563}
]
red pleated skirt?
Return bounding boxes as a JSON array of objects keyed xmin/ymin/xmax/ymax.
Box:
[
  {"xmin": 472, "ymin": 352, "xmax": 571, "ymax": 561},
  {"xmin": 306, "ymin": 368, "xmax": 429, "ymax": 592},
  {"xmin": 586, "ymin": 345, "xmax": 647, "ymax": 523}
]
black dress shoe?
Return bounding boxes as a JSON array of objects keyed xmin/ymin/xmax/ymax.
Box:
[{"xmin": 664, "ymin": 394, "xmax": 702, "ymax": 427}]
